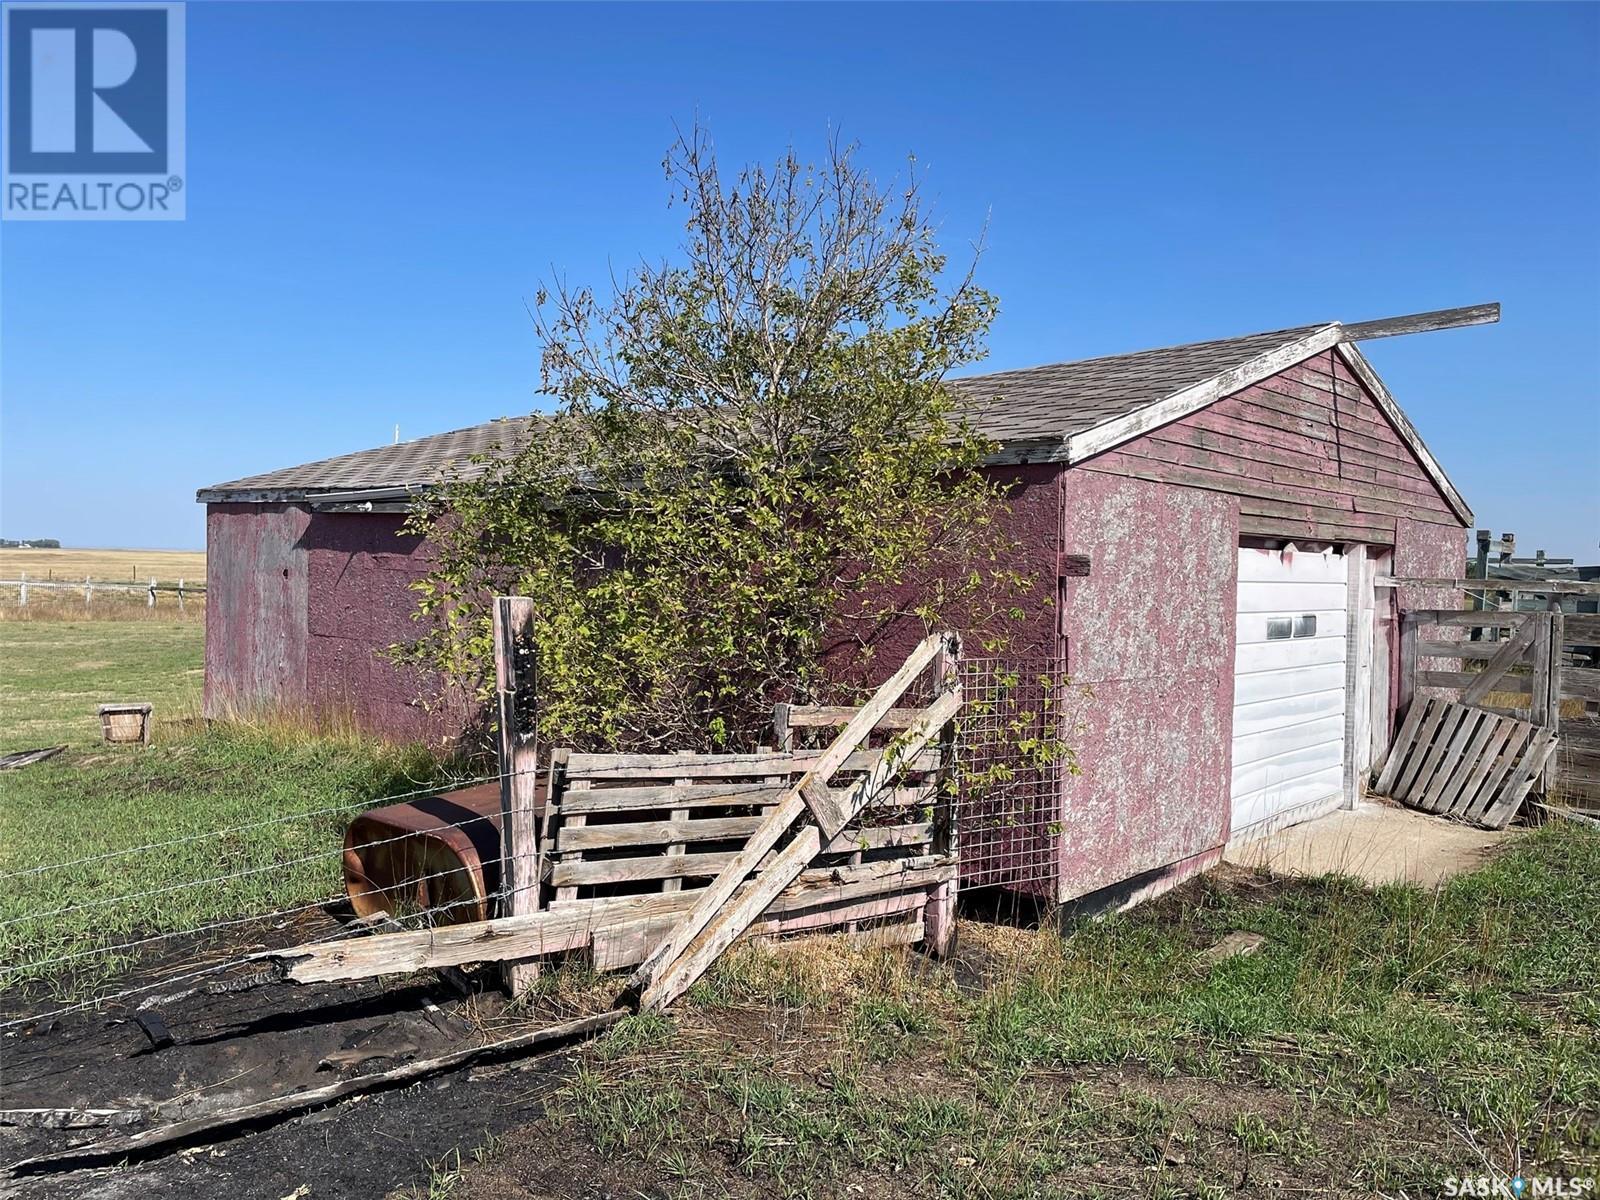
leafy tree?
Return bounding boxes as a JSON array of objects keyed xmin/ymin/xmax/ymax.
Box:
[{"xmin": 402, "ymin": 129, "xmax": 1036, "ymax": 751}]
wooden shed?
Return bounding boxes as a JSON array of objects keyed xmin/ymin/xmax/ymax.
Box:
[{"xmin": 196, "ymin": 305, "xmax": 1491, "ymax": 907}]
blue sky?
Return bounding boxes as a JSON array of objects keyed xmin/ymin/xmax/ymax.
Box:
[{"xmin": 2, "ymin": 1, "xmax": 1596, "ymax": 554}]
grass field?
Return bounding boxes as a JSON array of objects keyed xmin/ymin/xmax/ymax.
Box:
[
  {"xmin": 0, "ymin": 546, "xmax": 206, "ymax": 587},
  {"xmin": 0, "ymin": 618, "xmax": 452, "ymax": 994},
  {"xmin": 0, "ymin": 619, "xmax": 205, "ymax": 750},
  {"xmin": 0, "ymin": 548, "xmax": 207, "ymax": 622}
]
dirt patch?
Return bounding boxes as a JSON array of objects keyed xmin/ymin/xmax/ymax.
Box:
[
  {"xmin": 1225, "ymin": 798, "xmax": 1515, "ymax": 888},
  {"xmin": 451, "ymin": 1019, "xmax": 1464, "ymax": 1200}
]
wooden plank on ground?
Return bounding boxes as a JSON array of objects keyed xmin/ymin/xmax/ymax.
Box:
[
  {"xmin": 269, "ymin": 896, "xmax": 692, "ymax": 984},
  {"xmin": 8, "ymin": 1011, "xmax": 624, "ymax": 1174}
]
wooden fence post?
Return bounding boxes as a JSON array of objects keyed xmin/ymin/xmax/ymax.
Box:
[
  {"xmin": 923, "ymin": 635, "xmax": 962, "ymax": 958},
  {"xmin": 84, "ymin": 575, "xmax": 92, "ymax": 606},
  {"xmin": 1543, "ymin": 611, "xmax": 1564, "ymax": 793},
  {"xmin": 494, "ymin": 596, "xmax": 541, "ymax": 996},
  {"xmin": 1397, "ymin": 611, "xmax": 1418, "ymax": 723},
  {"xmin": 1529, "ymin": 614, "xmax": 1552, "ymax": 731}
]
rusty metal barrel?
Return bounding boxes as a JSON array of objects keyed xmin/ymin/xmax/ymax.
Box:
[{"xmin": 341, "ymin": 779, "xmax": 547, "ymax": 924}]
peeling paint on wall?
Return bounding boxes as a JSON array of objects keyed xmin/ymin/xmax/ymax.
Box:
[
  {"xmin": 205, "ymin": 505, "xmax": 466, "ymax": 744},
  {"xmin": 1396, "ymin": 516, "xmax": 1471, "ymax": 701},
  {"xmin": 1056, "ymin": 472, "xmax": 1239, "ymax": 902}
]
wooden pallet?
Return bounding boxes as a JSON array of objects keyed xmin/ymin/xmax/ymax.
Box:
[
  {"xmin": 181, "ymin": 637, "xmax": 965, "ymax": 1015},
  {"xmin": 1374, "ymin": 695, "xmax": 1558, "ymax": 829},
  {"xmin": 537, "ymin": 654, "xmax": 959, "ymax": 974}
]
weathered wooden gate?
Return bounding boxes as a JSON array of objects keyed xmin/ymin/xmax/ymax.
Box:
[{"xmin": 1384, "ymin": 602, "xmax": 1600, "ymax": 820}]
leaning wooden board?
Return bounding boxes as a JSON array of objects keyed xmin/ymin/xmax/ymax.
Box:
[
  {"xmin": 1373, "ymin": 695, "xmax": 1557, "ymax": 829},
  {"xmin": 626, "ymin": 632, "xmax": 962, "ymax": 1011}
]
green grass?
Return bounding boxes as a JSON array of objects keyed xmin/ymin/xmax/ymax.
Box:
[
  {"xmin": 0, "ymin": 619, "xmax": 454, "ymax": 996},
  {"xmin": 0, "ymin": 619, "xmax": 204, "ymax": 750},
  {"xmin": 542, "ymin": 824, "xmax": 1600, "ymax": 1198},
  {"xmin": 0, "ymin": 725, "xmax": 449, "ymax": 994}
]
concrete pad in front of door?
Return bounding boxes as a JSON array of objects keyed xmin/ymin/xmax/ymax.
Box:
[{"xmin": 1223, "ymin": 798, "xmax": 1515, "ymax": 889}]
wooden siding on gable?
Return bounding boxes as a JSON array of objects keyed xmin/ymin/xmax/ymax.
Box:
[{"xmin": 1073, "ymin": 349, "xmax": 1462, "ymax": 544}]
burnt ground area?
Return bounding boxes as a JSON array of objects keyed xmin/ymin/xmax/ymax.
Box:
[{"xmin": 0, "ymin": 914, "xmax": 600, "ymax": 1200}]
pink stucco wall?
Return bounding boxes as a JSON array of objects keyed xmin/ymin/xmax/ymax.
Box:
[
  {"xmin": 1054, "ymin": 472, "xmax": 1239, "ymax": 902},
  {"xmin": 1395, "ymin": 515, "xmax": 1470, "ymax": 705}
]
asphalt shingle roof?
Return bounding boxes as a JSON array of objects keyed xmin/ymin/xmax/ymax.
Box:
[{"xmin": 197, "ymin": 323, "xmax": 1326, "ymax": 501}]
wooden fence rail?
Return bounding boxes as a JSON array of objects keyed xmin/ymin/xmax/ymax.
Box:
[{"xmin": 1, "ymin": 576, "xmax": 206, "ymax": 610}]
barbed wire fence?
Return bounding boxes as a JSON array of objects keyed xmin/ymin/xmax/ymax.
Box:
[{"xmin": 0, "ymin": 766, "xmax": 540, "ymax": 1029}]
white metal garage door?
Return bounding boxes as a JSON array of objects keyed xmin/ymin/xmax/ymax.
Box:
[{"xmin": 1231, "ymin": 545, "xmax": 1348, "ymax": 841}]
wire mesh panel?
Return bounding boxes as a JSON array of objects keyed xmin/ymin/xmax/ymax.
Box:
[{"xmin": 956, "ymin": 656, "xmax": 1068, "ymax": 896}]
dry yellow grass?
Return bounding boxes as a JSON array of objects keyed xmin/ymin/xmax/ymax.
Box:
[
  {"xmin": 0, "ymin": 546, "xmax": 205, "ymax": 586},
  {"xmin": 0, "ymin": 548, "xmax": 207, "ymax": 621}
]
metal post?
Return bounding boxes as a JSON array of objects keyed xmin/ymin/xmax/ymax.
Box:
[
  {"xmin": 18, "ymin": 571, "xmax": 25, "ymax": 607},
  {"xmin": 177, "ymin": 578, "xmax": 185, "ymax": 612},
  {"xmin": 148, "ymin": 577, "xmax": 157, "ymax": 608}
]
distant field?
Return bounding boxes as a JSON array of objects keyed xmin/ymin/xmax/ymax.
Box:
[
  {"xmin": 0, "ymin": 548, "xmax": 207, "ymax": 620},
  {"xmin": 0, "ymin": 547, "xmax": 205, "ymax": 587}
]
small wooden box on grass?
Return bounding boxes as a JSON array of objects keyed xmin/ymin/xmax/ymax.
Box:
[{"xmin": 99, "ymin": 703, "xmax": 152, "ymax": 745}]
